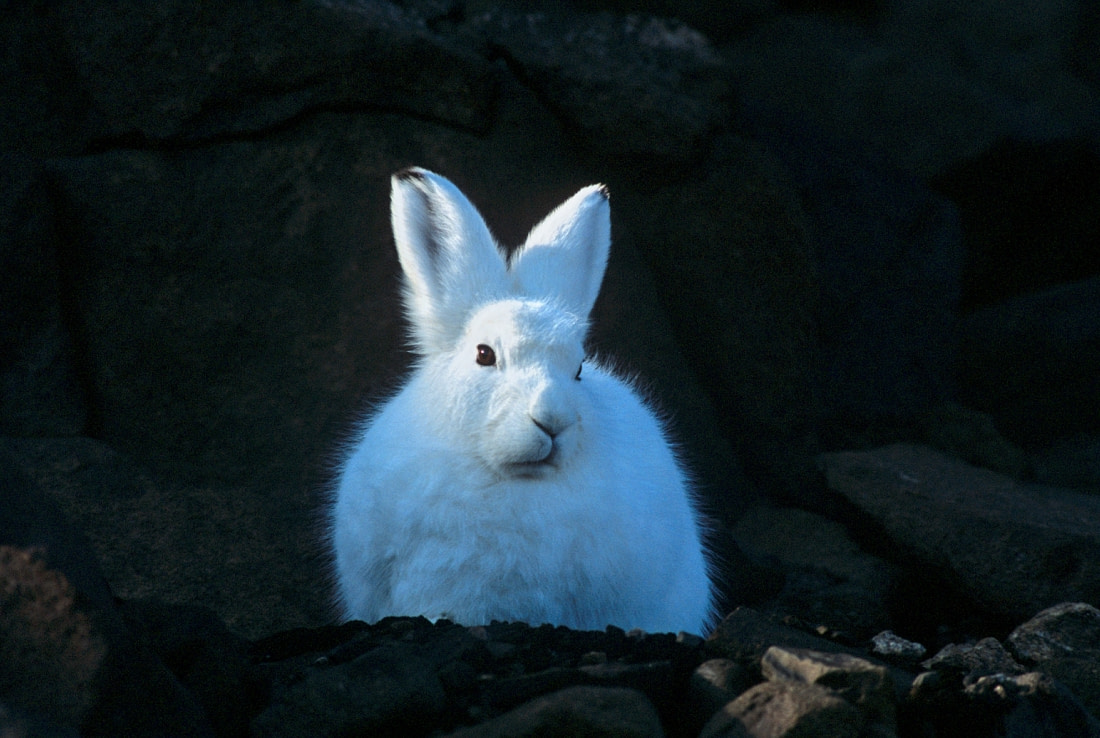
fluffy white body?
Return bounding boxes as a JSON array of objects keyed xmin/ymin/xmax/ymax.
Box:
[{"xmin": 330, "ymin": 168, "xmax": 715, "ymax": 634}]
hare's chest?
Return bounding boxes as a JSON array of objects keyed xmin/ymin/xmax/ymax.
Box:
[{"xmin": 396, "ymin": 485, "xmax": 621, "ymax": 574}]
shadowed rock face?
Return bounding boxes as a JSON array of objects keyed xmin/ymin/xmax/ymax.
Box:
[
  {"xmin": 2, "ymin": 0, "xmax": 1100, "ymax": 733},
  {"xmin": 820, "ymin": 444, "xmax": 1100, "ymax": 626}
]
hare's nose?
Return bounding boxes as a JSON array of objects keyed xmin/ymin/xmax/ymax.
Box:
[
  {"xmin": 533, "ymin": 417, "xmax": 562, "ymax": 438},
  {"xmin": 529, "ymin": 385, "xmax": 574, "ymax": 438}
]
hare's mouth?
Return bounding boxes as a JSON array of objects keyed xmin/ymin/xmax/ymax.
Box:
[
  {"xmin": 509, "ymin": 446, "xmax": 560, "ymax": 478},
  {"xmin": 510, "ymin": 462, "xmax": 555, "ymax": 480}
]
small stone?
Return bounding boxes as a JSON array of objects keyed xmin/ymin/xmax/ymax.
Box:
[
  {"xmin": 906, "ymin": 671, "xmax": 942, "ymax": 700},
  {"xmin": 870, "ymin": 630, "xmax": 926, "ymax": 661},
  {"xmin": 921, "ymin": 637, "xmax": 1025, "ymax": 676}
]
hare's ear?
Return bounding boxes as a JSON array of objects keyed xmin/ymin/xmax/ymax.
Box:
[
  {"xmin": 391, "ymin": 168, "xmax": 508, "ymax": 354},
  {"xmin": 510, "ymin": 184, "xmax": 610, "ymax": 319}
]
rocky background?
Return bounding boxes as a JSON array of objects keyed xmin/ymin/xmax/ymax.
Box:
[{"xmin": 2, "ymin": 0, "xmax": 1099, "ymax": 735}]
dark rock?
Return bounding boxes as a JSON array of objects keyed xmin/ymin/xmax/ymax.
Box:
[
  {"xmin": 1007, "ymin": 603, "xmax": 1100, "ymax": 665},
  {"xmin": 922, "ymin": 638, "xmax": 1026, "ymax": 679},
  {"xmin": 1007, "ymin": 602, "xmax": 1100, "ymax": 719},
  {"xmin": 1032, "ymin": 434, "xmax": 1100, "ymax": 491},
  {"xmin": 248, "ymin": 617, "xmax": 709, "ymax": 735},
  {"xmin": 0, "ymin": 7, "xmax": 97, "ymax": 159},
  {"xmin": 731, "ymin": 506, "xmax": 898, "ymax": 638},
  {"xmin": 568, "ymin": 0, "xmax": 777, "ymax": 43},
  {"xmin": 619, "ymin": 135, "xmax": 819, "ymax": 499},
  {"xmin": 0, "ymin": 469, "xmax": 213, "ymax": 737},
  {"xmin": 1073, "ymin": 4, "xmax": 1100, "ymax": 87},
  {"xmin": 723, "ymin": 7, "xmax": 1099, "ymax": 179},
  {"xmin": 820, "ymin": 444, "xmax": 1100, "ymax": 626},
  {"xmin": 959, "ymin": 276, "xmax": 1100, "ymax": 446},
  {"xmin": 444, "ymin": 685, "xmax": 665, "ymax": 738},
  {"xmin": 253, "ymin": 642, "xmax": 450, "ymax": 737},
  {"xmin": 2, "ymin": 436, "xmax": 330, "ymax": 638},
  {"xmin": 0, "ymin": 545, "xmax": 105, "ymax": 730},
  {"xmin": 914, "ymin": 402, "xmax": 1028, "ymax": 479},
  {"xmin": 57, "ymin": 0, "xmax": 498, "ymax": 141},
  {"xmin": 932, "ymin": 138, "xmax": 1100, "ymax": 309},
  {"xmin": 118, "ymin": 599, "xmax": 267, "ymax": 738},
  {"xmin": 0, "ymin": 445, "xmax": 116, "ymax": 614},
  {"xmin": 905, "ymin": 670, "xmax": 1100, "ymax": 738},
  {"xmin": 0, "ymin": 700, "xmax": 80, "ymax": 738},
  {"xmin": 704, "ymin": 606, "xmax": 917, "ymax": 706},
  {"xmin": 707, "ymin": 607, "xmax": 850, "ymax": 666},
  {"xmin": 0, "ymin": 159, "xmax": 86, "ymax": 438},
  {"xmin": 970, "ymin": 673, "xmax": 1100, "ymax": 738},
  {"xmin": 737, "ymin": 104, "xmax": 964, "ymax": 444},
  {"xmin": 468, "ymin": 7, "xmax": 731, "ymax": 165}
]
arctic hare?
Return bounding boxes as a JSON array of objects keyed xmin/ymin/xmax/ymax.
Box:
[{"xmin": 330, "ymin": 168, "xmax": 715, "ymax": 634}]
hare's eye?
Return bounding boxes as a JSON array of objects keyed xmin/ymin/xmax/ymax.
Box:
[
  {"xmin": 476, "ymin": 344, "xmax": 496, "ymax": 367},
  {"xmin": 574, "ymin": 363, "xmax": 582, "ymax": 381}
]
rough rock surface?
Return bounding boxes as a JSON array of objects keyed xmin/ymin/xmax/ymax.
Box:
[
  {"xmin": 959, "ymin": 276, "xmax": 1100, "ymax": 445},
  {"xmin": 723, "ymin": 0, "xmax": 1100, "ymax": 179},
  {"xmin": 820, "ymin": 444, "xmax": 1100, "ymax": 626},
  {"xmin": 1007, "ymin": 602, "xmax": 1100, "ymax": 719},
  {"xmin": 731, "ymin": 506, "xmax": 898, "ymax": 638}
]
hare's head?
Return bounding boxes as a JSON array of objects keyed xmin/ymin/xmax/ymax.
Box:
[{"xmin": 390, "ymin": 168, "xmax": 610, "ymax": 479}]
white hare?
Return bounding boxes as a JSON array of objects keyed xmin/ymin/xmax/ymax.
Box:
[{"xmin": 329, "ymin": 168, "xmax": 715, "ymax": 634}]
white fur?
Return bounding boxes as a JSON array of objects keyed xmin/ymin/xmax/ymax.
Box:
[{"xmin": 330, "ymin": 168, "xmax": 715, "ymax": 634}]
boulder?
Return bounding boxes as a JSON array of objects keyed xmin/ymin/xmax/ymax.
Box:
[
  {"xmin": 1032, "ymin": 434, "xmax": 1100, "ymax": 491},
  {"xmin": 732, "ymin": 506, "xmax": 898, "ymax": 637},
  {"xmin": 56, "ymin": 0, "xmax": 498, "ymax": 140},
  {"xmin": 737, "ymin": 105, "xmax": 964, "ymax": 443},
  {"xmin": 618, "ymin": 137, "xmax": 820, "ymax": 497},
  {"xmin": 466, "ymin": 6, "xmax": 731, "ymax": 166},
  {"xmin": 959, "ymin": 276, "xmax": 1100, "ymax": 446},
  {"xmin": 723, "ymin": 2, "xmax": 1100, "ymax": 179},
  {"xmin": 0, "ymin": 457, "xmax": 214, "ymax": 737},
  {"xmin": 931, "ymin": 139, "xmax": 1100, "ymax": 309},
  {"xmin": 1007, "ymin": 602, "xmax": 1100, "ymax": 719},
  {"xmin": 0, "ymin": 156, "xmax": 86, "ymax": 438},
  {"xmin": 820, "ymin": 444, "xmax": 1100, "ymax": 625}
]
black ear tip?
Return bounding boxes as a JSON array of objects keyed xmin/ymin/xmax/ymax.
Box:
[
  {"xmin": 394, "ymin": 167, "xmax": 428, "ymax": 183},
  {"xmin": 596, "ymin": 184, "xmax": 610, "ymax": 200}
]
